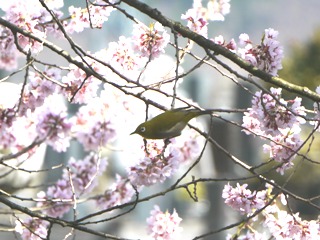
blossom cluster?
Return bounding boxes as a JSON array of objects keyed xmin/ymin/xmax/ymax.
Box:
[
  {"xmin": 0, "ymin": 82, "xmax": 71, "ymax": 154},
  {"xmin": 0, "ymin": 107, "xmax": 16, "ymax": 148},
  {"xmin": 15, "ymin": 217, "xmax": 49, "ymax": 240},
  {"xmin": 132, "ymin": 22, "xmax": 170, "ymax": 59},
  {"xmin": 128, "ymin": 141, "xmax": 181, "ymax": 187},
  {"xmin": 223, "ymin": 183, "xmax": 320, "ymax": 239},
  {"xmin": 61, "ymin": 58, "xmax": 102, "ymax": 104},
  {"xmin": 96, "ymin": 175, "xmax": 135, "ymax": 210},
  {"xmin": 71, "ymin": 97, "xmax": 118, "ymax": 151},
  {"xmin": 0, "ymin": 0, "xmax": 119, "ymax": 70},
  {"xmin": 212, "ymin": 28, "xmax": 284, "ymax": 76},
  {"xmin": 146, "ymin": 205, "xmax": 182, "ymax": 240},
  {"xmin": 35, "ymin": 101, "xmax": 72, "ymax": 152},
  {"xmin": 65, "ymin": 0, "xmax": 115, "ymax": 34},
  {"xmin": 0, "ymin": 0, "xmax": 63, "ymax": 70},
  {"xmin": 238, "ymin": 28, "xmax": 284, "ymax": 76},
  {"xmin": 128, "ymin": 129, "xmax": 203, "ymax": 187},
  {"xmin": 222, "ymin": 183, "xmax": 267, "ymax": 215},
  {"xmin": 242, "ymin": 87, "xmax": 306, "ymax": 174},
  {"xmin": 106, "ymin": 36, "xmax": 142, "ymax": 73},
  {"xmin": 182, "ymin": 0, "xmax": 231, "ymax": 37},
  {"xmin": 36, "ymin": 154, "xmax": 107, "ymax": 218},
  {"xmin": 264, "ymin": 206, "xmax": 320, "ymax": 239},
  {"xmin": 19, "ymin": 68, "xmax": 61, "ymax": 115}
]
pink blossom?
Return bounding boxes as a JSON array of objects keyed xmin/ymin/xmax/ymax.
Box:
[
  {"xmin": 96, "ymin": 175, "xmax": 135, "ymax": 210},
  {"xmin": 37, "ymin": 154, "xmax": 106, "ymax": 217},
  {"xmin": 242, "ymin": 88, "xmax": 306, "ymax": 173},
  {"xmin": 225, "ymin": 186, "xmax": 320, "ymax": 239},
  {"xmin": 106, "ymin": 36, "xmax": 143, "ymax": 72},
  {"xmin": 237, "ymin": 28, "xmax": 284, "ymax": 76},
  {"xmin": 263, "ymin": 133, "xmax": 302, "ymax": 174},
  {"xmin": 19, "ymin": 68, "xmax": 61, "ymax": 115},
  {"xmin": 62, "ymin": 154, "xmax": 108, "ymax": 194},
  {"xmin": 168, "ymin": 130, "xmax": 203, "ymax": 163},
  {"xmin": 0, "ymin": 0, "xmax": 64, "ymax": 70},
  {"xmin": 65, "ymin": 1, "xmax": 115, "ymax": 34},
  {"xmin": 222, "ymin": 183, "xmax": 267, "ymax": 215},
  {"xmin": 0, "ymin": 107, "xmax": 16, "ymax": 148},
  {"xmin": 128, "ymin": 141, "xmax": 182, "ymax": 187},
  {"xmin": 15, "ymin": 217, "xmax": 49, "ymax": 240},
  {"xmin": 61, "ymin": 59, "xmax": 102, "ymax": 104},
  {"xmin": 0, "ymin": 29, "xmax": 19, "ymax": 70},
  {"xmin": 238, "ymin": 33, "xmax": 251, "ymax": 46},
  {"xmin": 37, "ymin": 180, "xmax": 73, "ymax": 218},
  {"xmin": 128, "ymin": 154, "xmax": 179, "ymax": 187},
  {"xmin": 128, "ymin": 129, "xmax": 203, "ymax": 187},
  {"xmin": 211, "ymin": 35, "xmax": 237, "ymax": 52},
  {"xmin": 35, "ymin": 103, "xmax": 71, "ymax": 152},
  {"xmin": 72, "ymin": 97, "xmax": 118, "ymax": 151},
  {"xmin": 206, "ymin": 0, "xmax": 231, "ymax": 21},
  {"xmin": 243, "ymin": 88, "xmax": 306, "ymax": 136},
  {"xmin": 146, "ymin": 205, "xmax": 182, "ymax": 240},
  {"xmin": 132, "ymin": 22, "xmax": 170, "ymax": 59},
  {"xmin": 264, "ymin": 206, "xmax": 320, "ymax": 240},
  {"xmin": 181, "ymin": 2, "xmax": 208, "ymax": 37}
]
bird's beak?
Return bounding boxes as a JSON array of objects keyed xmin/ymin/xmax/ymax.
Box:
[{"xmin": 130, "ymin": 130, "xmax": 136, "ymax": 135}]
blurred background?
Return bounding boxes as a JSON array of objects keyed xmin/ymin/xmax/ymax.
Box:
[{"xmin": 1, "ymin": 0, "xmax": 320, "ymax": 239}]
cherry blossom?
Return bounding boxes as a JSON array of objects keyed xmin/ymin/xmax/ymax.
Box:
[
  {"xmin": 71, "ymin": 97, "xmax": 118, "ymax": 151},
  {"xmin": 243, "ymin": 88, "xmax": 306, "ymax": 136},
  {"xmin": 37, "ymin": 180, "xmax": 73, "ymax": 218},
  {"xmin": 62, "ymin": 153, "xmax": 108, "ymax": 194},
  {"xmin": 35, "ymin": 99, "xmax": 72, "ymax": 152},
  {"xmin": 106, "ymin": 36, "xmax": 143, "ymax": 73},
  {"xmin": 182, "ymin": 0, "xmax": 230, "ymax": 38},
  {"xmin": 0, "ymin": 107, "xmax": 16, "ymax": 148},
  {"xmin": 132, "ymin": 22, "xmax": 170, "ymax": 59},
  {"xmin": 264, "ymin": 205, "xmax": 320, "ymax": 240},
  {"xmin": 237, "ymin": 28, "xmax": 284, "ymax": 76},
  {"xmin": 223, "ymin": 183, "xmax": 320, "ymax": 239},
  {"xmin": 65, "ymin": 0, "xmax": 115, "ymax": 34},
  {"xmin": 1, "ymin": 1, "xmax": 319, "ymax": 240},
  {"xmin": 263, "ymin": 133, "xmax": 303, "ymax": 174},
  {"xmin": 37, "ymin": 154, "xmax": 107, "ymax": 218},
  {"xmin": 128, "ymin": 123, "xmax": 204, "ymax": 187},
  {"xmin": 0, "ymin": 0, "xmax": 63, "ymax": 70},
  {"xmin": 15, "ymin": 217, "xmax": 49, "ymax": 240},
  {"xmin": 128, "ymin": 147, "xmax": 180, "ymax": 187},
  {"xmin": 96, "ymin": 175, "xmax": 136, "ymax": 210},
  {"xmin": 222, "ymin": 183, "xmax": 267, "ymax": 215},
  {"xmin": 61, "ymin": 59, "xmax": 102, "ymax": 104},
  {"xmin": 19, "ymin": 68, "xmax": 61, "ymax": 115},
  {"xmin": 181, "ymin": 1, "xmax": 208, "ymax": 38},
  {"xmin": 206, "ymin": 0, "xmax": 231, "ymax": 21},
  {"xmin": 242, "ymin": 87, "xmax": 306, "ymax": 173},
  {"xmin": 211, "ymin": 35, "xmax": 237, "ymax": 52},
  {"xmin": 146, "ymin": 205, "xmax": 182, "ymax": 240}
]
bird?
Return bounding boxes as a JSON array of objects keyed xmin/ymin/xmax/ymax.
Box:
[{"xmin": 130, "ymin": 107, "xmax": 213, "ymax": 139}]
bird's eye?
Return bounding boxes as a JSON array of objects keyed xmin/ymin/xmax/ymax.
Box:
[{"xmin": 140, "ymin": 126, "xmax": 146, "ymax": 132}]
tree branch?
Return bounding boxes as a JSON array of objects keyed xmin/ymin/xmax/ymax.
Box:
[{"xmin": 121, "ymin": 0, "xmax": 320, "ymax": 102}]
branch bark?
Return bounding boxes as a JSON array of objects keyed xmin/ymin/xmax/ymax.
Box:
[{"xmin": 121, "ymin": 0, "xmax": 320, "ymax": 102}]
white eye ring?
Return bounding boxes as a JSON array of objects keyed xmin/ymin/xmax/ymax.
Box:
[{"xmin": 140, "ymin": 126, "xmax": 146, "ymax": 132}]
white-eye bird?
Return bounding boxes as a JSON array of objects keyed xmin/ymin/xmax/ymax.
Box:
[{"xmin": 130, "ymin": 107, "xmax": 213, "ymax": 139}]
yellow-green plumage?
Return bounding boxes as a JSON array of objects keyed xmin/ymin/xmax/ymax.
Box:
[{"xmin": 131, "ymin": 108, "xmax": 213, "ymax": 139}]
